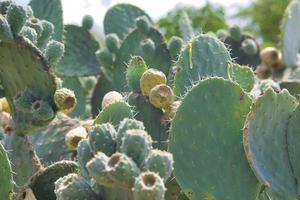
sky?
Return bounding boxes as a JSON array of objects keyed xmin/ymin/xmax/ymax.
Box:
[{"xmin": 17, "ymin": 0, "xmax": 253, "ymax": 34}]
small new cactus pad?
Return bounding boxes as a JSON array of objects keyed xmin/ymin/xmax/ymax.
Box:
[
  {"xmin": 77, "ymin": 139, "xmax": 93, "ymax": 177},
  {"xmin": 169, "ymin": 78, "xmax": 260, "ymax": 199},
  {"xmin": 227, "ymin": 63, "xmax": 255, "ymax": 92},
  {"xmin": 244, "ymin": 89, "xmax": 298, "ymax": 198},
  {"xmin": 56, "ymin": 24, "xmax": 100, "ymax": 76},
  {"xmin": 104, "ymin": 3, "xmax": 152, "ymax": 40},
  {"xmin": 101, "ymin": 91, "xmax": 124, "ymax": 110},
  {"xmin": 133, "ymin": 172, "xmax": 166, "ymax": 200},
  {"xmin": 120, "ymin": 129, "xmax": 152, "ymax": 167},
  {"xmin": 281, "ymin": 0, "xmax": 300, "ymax": 68},
  {"xmin": 149, "ymin": 84, "xmax": 175, "ymax": 109},
  {"xmin": 45, "ymin": 40, "xmax": 65, "ymax": 65},
  {"xmin": 94, "ymin": 101, "xmax": 134, "ymax": 126},
  {"xmin": 116, "ymin": 118, "xmax": 145, "ymax": 150},
  {"xmin": 7, "ymin": 3, "xmax": 27, "ymax": 35},
  {"xmin": 29, "ymin": 0, "xmax": 63, "ymax": 41},
  {"xmin": 168, "ymin": 36, "xmax": 183, "ymax": 60},
  {"xmin": 65, "ymin": 126, "xmax": 87, "ymax": 151},
  {"xmin": 179, "ymin": 11, "xmax": 195, "ymax": 42},
  {"xmin": 54, "ymin": 173, "xmax": 97, "ymax": 200},
  {"xmin": 82, "ymin": 14, "xmax": 94, "ymax": 30},
  {"xmin": 54, "ymin": 88, "xmax": 77, "ymax": 113},
  {"xmin": 0, "ymin": 143, "xmax": 13, "ymax": 200},
  {"xmin": 22, "ymin": 161, "xmax": 79, "ymax": 200},
  {"xmin": 173, "ymin": 34, "xmax": 231, "ymax": 96},
  {"xmin": 144, "ymin": 149, "xmax": 174, "ymax": 181},
  {"xmin": 105, "ymin": 33, "xmax": 120, "ymax": 53},
  {"xmin": 88, "ymin": 123, "xmax": 116, "ymax": 156},
  {"xmin": 136, "ymin": 16, "xmax": 151, "ymax": 35},
  {"xmin": 126, "ymin": 56, "xmax": 148, "ymax": 92},
  {"xmin": 140, "ymin": 69, "xmax": 167, "ymax": 96}
]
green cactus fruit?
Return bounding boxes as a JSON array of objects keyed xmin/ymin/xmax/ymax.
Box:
[
  {"xmin": 101, "ymin": 91, "xmax": 123, "ymax": 110},
  {"xmin": 20, "ymin": 26, "xmax": 37, "ymax": 43},
  {"xmin": 133, "ymin": 171, "xmax": 166, "ymax": 200},
  {"xmin": 0, "ymin": 143, "xmax": 13, "ymax": 200},
  {"xmin": 31, "ymin": 100, "xmax": 55, "ymax": 121},
  {"xmin": 216, "ymin": 29, "xmax": 228, "ymax": 41},
  {"xmin": 241, "ymin": 38, "xmax": 258, "ymax": 56},
  {"xmin": 229, "ymin": 25, "xmax": 242, "ymax": 41},
  {"xmin": 106, "ymin": 152, "xmax": 140, "ymax": 189},
  {"xmin": 116, "ymin": 118, "xmax": 145, "ymax": 151},
  {"xmin": 169, "ymin": 77, "xmax": 260, "ymax": 199},
  {"xmin": 149, "ymin": 84, "xmax": 175, "ymax": 109},
  {"xmin": 86, "ymin": 151, "xmax": 116, "ymax": 187},
  {"xmin": 173, "ymin": 34, "xmax": 231, "ymax": 96},
  {"xmin": 21, "ymin": 160, "xmax": 79, "ymax": 200},
  {"xmin": 141, "ymin": 38, "xmax": 155, "ymax": 58},
  {"xmin": 55, "ymin": 173, "xmax": 98, "ymax": 200},
  {"xmin": 136, "ymin": 15, "xmax": 151, "ymax": 35},
  {"xmin": 95, "ymin": 101, "xmax": 134, "ymax": 126},
  {"xmin": 120, "ymin": 129, "xmax": 152, "ymax": 167},
  {"xmin": 144, "ymin": 149, "xmax": 174, "ymax": 181},
  {"xmin": 37, "ymin": 20, "xmax": 54, "ymax": 47},
  {"xmin": 140, "ymin": 69, "xmax": 167, "ymax": 96},
  {"xmin": 7, "ymin": 3, "xmax": 26, "ymax": 35},
  {"xmin": 168, "ymin": 36, "xmax": 183, "ymax": 59},
  {"xmin": 77, "ymin": 139, "xmax": 93, "ymax": 177},
  {"xmin": 0, "ymin": 15, "xmax": 13, "ymax": 42},
  {"xmin": 26, "ymin": 18, "xmax": 43, "ymax": 39},
  {"xmin": 244, "ymin": 89, "xmax": 298, "ymax": 198},
  {"xmin": 82, "ymin": 14, "xmax": 93, "ymax": 30},
  {"xmin": 65, "ymin": 126, "xmax": 87, "ymax": 151},
  {"xmin": 95, "ymin": 48, "xmax": 114, "ymax": 67},
  {"xmin": 45, "ymin": 40, "xmax": 64, "ymax": 65},
  {"xmin": 13, "ymin": 91, "xmax": 35, "ymax": 112},
  {"xmin": 54, "ymin": 88, "xmax": 77, "ymax": 113},
  {"xmin": 163, "ymin": 101, "xmax": 181, "ymax": 121},
  {"xmin": 105, "ymin": 33, "xmax": 120, "ymax": 53},
  {"xmin": 88, "ymin": 123, "xmax": 116, "ymax": 156},
  {"xmin": 126, "ymin": 56, "xmax": 148, "ymax": 92},
  {"xmin": 0, "ymin": 1, "xmax": 12, "ymax": 15},
  {"xmin": 227, "ymin": 64, "xmax": 255, "ymax": 92}
]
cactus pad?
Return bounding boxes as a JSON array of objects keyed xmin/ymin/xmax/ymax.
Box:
[{"xmin": 0, "ymin": 143, "xmax": 13, "ymax": 200}]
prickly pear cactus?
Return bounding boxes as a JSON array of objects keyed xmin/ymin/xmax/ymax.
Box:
[
  {"xmin": 244, "ymin": 89, "xmax": 298, "ymax": 198},
  {"xmin": 169, "ymin": 78, "xmax": 260, "ymax": 199},
  {"xmin": 173, "ymin": 34, "xmax": 231, "ymax": 96},
  {"xmin": 0, "ymin": 143, "xmax": 13, "ymax": 200},
  {"xmin": 179, "ymin": 11, "xmax": 195, "ymax": 42},
  {"xmin": 228, "ymin": 63, "xmax": 255, "ymax": 92}
]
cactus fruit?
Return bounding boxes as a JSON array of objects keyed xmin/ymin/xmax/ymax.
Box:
[
  {"xmin": 26, "ymin": 18, "xmax": 43, "ymax": 38},
  {"xmin": 20, "ymin": 26, "xmax": 37, "ymax": 43},
  {"xmin": 0, "ymin": 143, "xmax": 13, "ymax": 200},
  {"xmin": 88, "ymin": 123, "xmax": 116, "ymax": 156},
  {"xmin": 241, "ymin": 38, "xmax": 258, "ymax": 56},
  {"xmin": 149, "ymin": 84, "xmax": 175, "ymax": 109},
  {"xmin": 133, "ymin": 172, "xmax": 166, "ymax": 200},
  {"xmin": 96, "ymin": 48, "xmax": 114, "ymax": 67},
  {"xmin": 136, "ymin": 15, "xmax": 151, "ymax": 35},
  {"xmin": 140, "ymin": 69, "xmax": 167, "ymax": 96},
  {"xmin": 260, "ymin": 47, "xmax": 283, "ymax": 71},
  {"xmin": 168, "ymin": 36, "xmax": 183, "ymax": 60},
  {"xmin": 54, "ymin": 88, "xmax": 77, "ymax": 113},
  {"xmin": 141, "ymin": 38, "xmax": 156, "ymax": 58},
  {"xmin": 45, "ymin": 40, "xmax": 64, "ymax": 65},
  {"xmin": 163, "ymin": 101, "xmax": 181, "ymax": 121},
  {"xmin": 0, "ymin": 98, "xmax": 10, "ymax": 113},
  {"xmin": 7, "ymin": 3, "xmax": 27, "ymax": 35},
  {"xmin": 82, "ymin": 14, "xmax": 94, "ymax": 30},
  {"xmin": 37, "ymin": 20, "xmax": 54, "ymax": 46},
  {"xmin": 65, "ymin": 126, "xmax": 87, "ymax": 151},
  {"xmin": 126, "ymin": 56, "xmax": 148, "ymax": 92},
  {"xmin": 144, "ymin": 150, "xmax": 174, "ymax": 181},
  {"xmin": 105, "ymin": 33, "xmax": 121, "ymax": 53},
  {"xmin": 116, "ymin": 118, "xmax": 145, "ymax": 150},
  {"xmin": 55, "ymin": 173, "xmax": 98, "ymax": 200},
  {"xmin": 101, "ymin": 91, "xmax": 124, "ymax": 109},
  {"xmin": 120, "ymin": 129, "xmax": 152, "ymax": 167}
]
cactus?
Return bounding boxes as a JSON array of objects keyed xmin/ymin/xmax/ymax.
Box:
[
  {"xmin": 179, "ymin": 11, "xmax": 195, "ymax": 42},
  {"xmin": 126, "ymin": 56, "xmax": 148, "ymax": 92},
  {"xmin": 169, "ymin": 78, "xmax": 260, "ymax": 199},
  {"xmin": 227, "ymin": 63, "xmax": 255, "ymax": 92},
  {"xmin": 0, "ymin": 143, "xmax": 13, "ymax": 200}
]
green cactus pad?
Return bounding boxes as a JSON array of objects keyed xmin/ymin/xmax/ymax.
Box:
[
  {"xmin": 126, "ymin": 56, "xmax": 148, "ymax": 92},
  {"xmin": 77, "ymin": 139, "xmax": 93, "ymax": 177},
  {"xmin": 30, "ymin": 114, "xmax": 80, "ymax": 164},
  {"xmin": 0, "ymin": 143, "xmax": 13, "ymax": 200},
  {"xmin": 280, "ymin": 81, "xmax": 300, "ymax": 99},
  {"xmin": 104, "ymin": 3, "xmax": 152, "ymax": 40},
  {"xmin": 179, "ymin": 11, "xmax": 194, "ymax": 42},
  {"xmin": 228, "ymin": 63, "xmax": 255, "ymax": 92},
  {"xmin": 94, "ymin": 101, "xmax": 133, "ymax": 126},
  {"xmin": 4, "ymin": 133, "xmax": 42, "ymax": 190},
  {"xmin": 173, "ymin": 34, "xmax": 231, "ymax": 96},
  {"xmin": 244, "ymin": 89, "xmax": 298, "ymax": 198},
  {"xmin": 56, "ymin": 25, "xmax": 100, "ymax": 76},
  {"xmin": 128, "ymin": 93, "xmax": 168, "ymax": 150},
  {"xmin": 0, "ymin": 37, "xmax": 57, "ymax": 134},
  {"xmin": 22, "ymin": 161, "xmax": 78, "ymax": 200},
  {"xmin": 117, "ymin": 27, "xmax": 171, "ymax": 76},
  {"xmin": 169, "ymin": 78, "xmax": 260, "ymax": 199},
  {"xmin": 29, "ymin": 0, "xmax": 63, "ymax": 41}
]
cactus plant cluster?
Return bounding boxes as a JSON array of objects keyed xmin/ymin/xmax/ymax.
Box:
[{"xmin": 1, "ymin": 0, "xmax": 300, "ymax": 200}]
